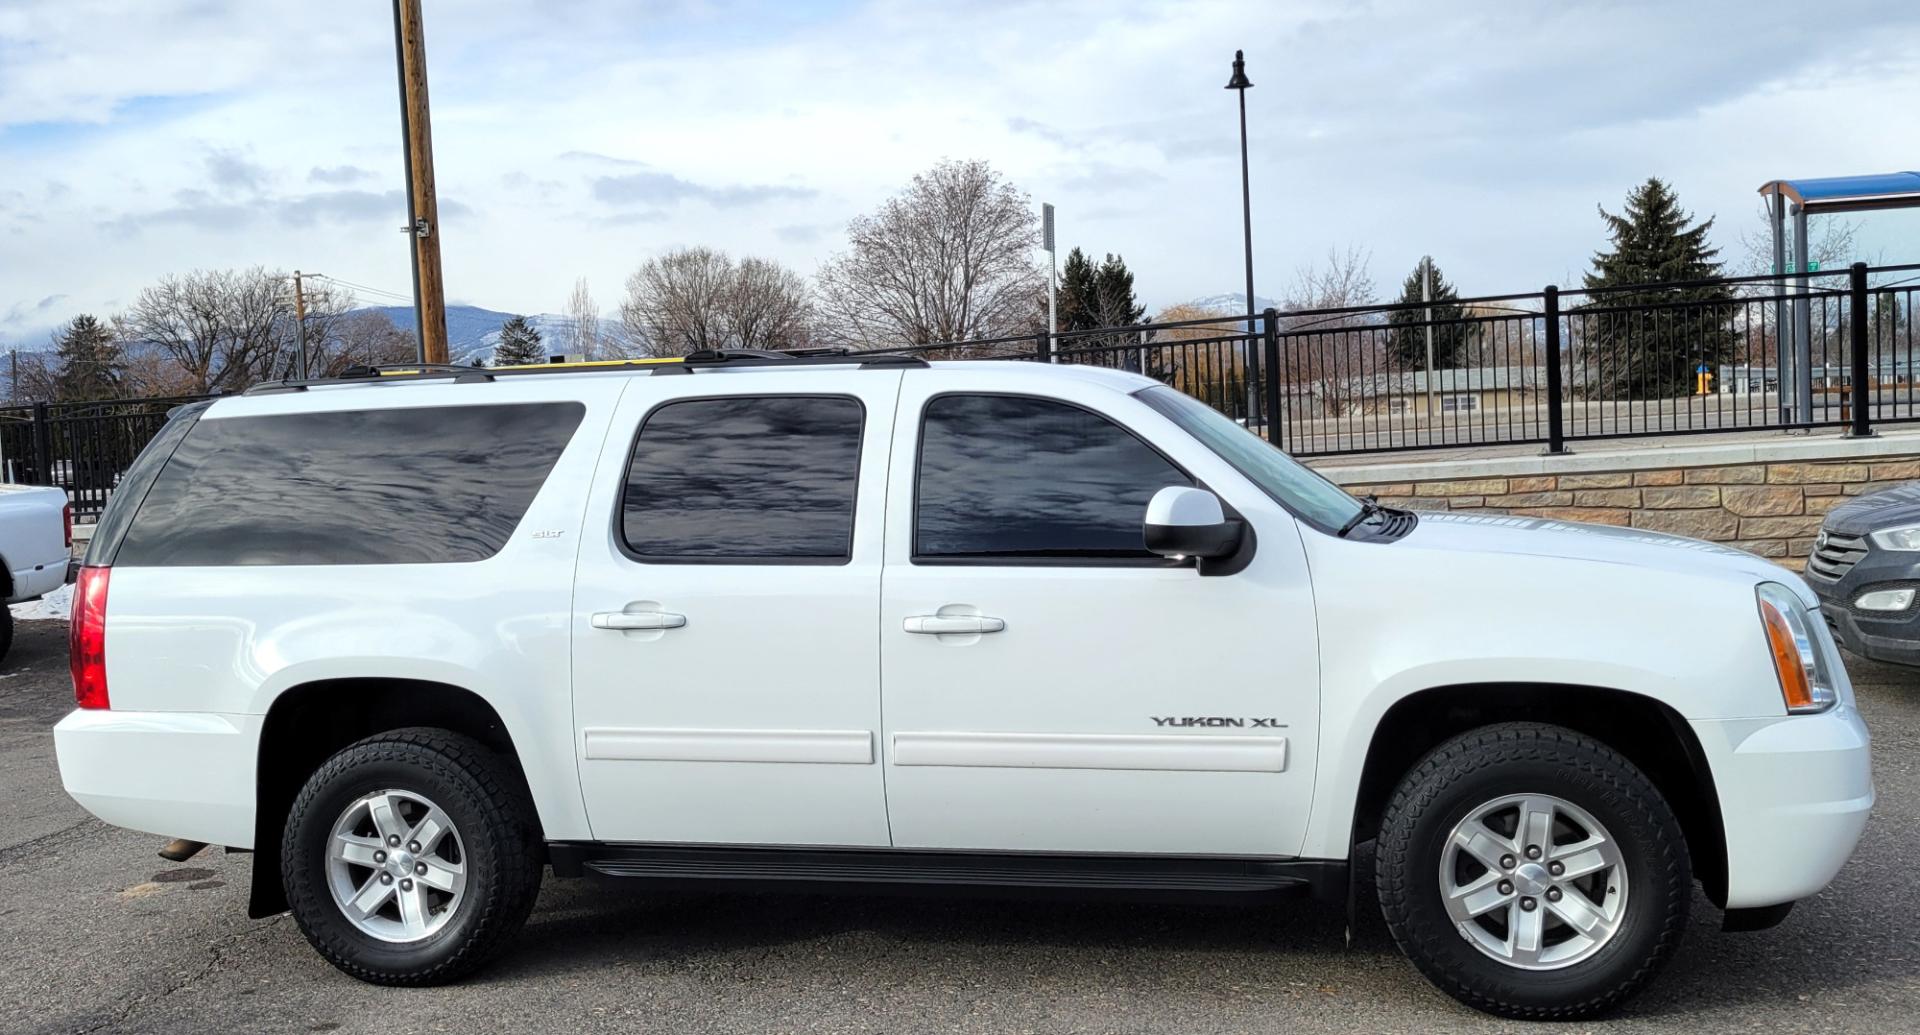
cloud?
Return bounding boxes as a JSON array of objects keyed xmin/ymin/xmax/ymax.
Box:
[
  {"xmin": 279, "ymin": 189, "xmax": 403, "ymax": 227},
  {"xmin": 101, "ymin": 186, "xmax": 463, "ymax": 236},
  {"xmin": 1059, "ymin": 161, "xmax": 1165, "ymax": 193},
  {"xmin": 205, "ymin": 149, "xmax": 268, "ymax": 193},
  {"xmin": 1007, "ymin": 116, "xmax": 1074, "ymax": 148},
  {"xmin": 7, "ymin": 0, "xmax": 1920, "ymax": 333},
  {"xmin": 775, "ymin": 223, "xmax": 834, "ymax": 244},
  {"xmin": 102, "ymin": 190, "xmax": 256, "ymax": 235},
  {"xmin": 592, "ymin": 170, "xmax": 817, "ymax": 209},
  {"xmin": 308, "ymin": 164, "xmax": 372, "ymax": 185},
  {"xmin": 3, "ymin": 294, "xmax": 69, "ymax": 326},
  {"xmin": 604, "ymin": 210, "xmax": 670, "ymax": 227},
  {"xmin": 558, "ymin": 150, "xmax": 643, "ymax": 167}
]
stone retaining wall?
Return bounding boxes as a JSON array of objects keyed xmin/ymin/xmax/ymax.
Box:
[{"xmin": 1330, "ymin": 456, "xmax": 1920, "ymax": 571}]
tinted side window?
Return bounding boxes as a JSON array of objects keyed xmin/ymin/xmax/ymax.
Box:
[
  {"xmin": 620, "ymin": 396, "xmax": 863, "ymax": 562},
  {"xmin": 115, "ymin": 402, "xmax": 584, "ymax": 566},
  {"xmin": 915, "ymin": 394, "xmax": 1191, "ymax": 560},
  {"xmin": 84, "ymin": 399, "xmax": 212, "ymax": 567}
]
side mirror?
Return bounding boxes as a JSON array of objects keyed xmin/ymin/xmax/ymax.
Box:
[{"xmin": 1144, "ymin": 486, "xmax": 1242, "ymax": 560}]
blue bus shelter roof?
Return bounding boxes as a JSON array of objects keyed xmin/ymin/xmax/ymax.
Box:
[{"xmin": 1759, "ymin": 172, "xmax": 1920, "ymax": 212}]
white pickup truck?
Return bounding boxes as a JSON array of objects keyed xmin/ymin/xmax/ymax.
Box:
[{"xmin": 0, "ymin": 482, "xmax": 73, "ymax": 659}]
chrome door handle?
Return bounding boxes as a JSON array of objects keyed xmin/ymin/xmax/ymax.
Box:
[
  {"xmin": 903, "ymin": 615, "xmax": 1006, "ymax": 635},
  {"xmin": 592, "ymin": 611, "xmax": 687, "ymax": 631}
]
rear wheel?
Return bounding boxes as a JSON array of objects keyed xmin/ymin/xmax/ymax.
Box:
[
  {"xmin": 1375, "ymin": 723, "xmax": 1690, "ymax": 1019},
  {"xmin": 282, "ymin": 728, "xmax": 542, "ymax": 985}
]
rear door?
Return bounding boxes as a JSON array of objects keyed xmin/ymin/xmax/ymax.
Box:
[
  {"xmin": 571, "ymin": 371, "xmax": 902, "ymax": 846},
  {"xmin": 877, "ymin": 371, "xmax": 1321, "ymax": 857}
]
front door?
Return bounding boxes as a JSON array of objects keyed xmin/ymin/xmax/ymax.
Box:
[
  {"xmin": 878, "ymin": 374, "xmax": 1320, "ymax": 856},
  {"xmin": 572, "ymin": 372, "xmax": 901, "ymax": 846}
]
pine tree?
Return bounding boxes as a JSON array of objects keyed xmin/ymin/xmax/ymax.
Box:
[
  {"xmin": 1092, "ymin": 253, "xmax": 1146, "ymax": 328},
  {"xmin": 1055, "ymin": 247, "xmax": 1098, "ymax": 332},
  {"xmin": 1580, "ymin": 178, "xmax": 1734, "ymax": 398},
  {"xmin": 52, "ymin": 314, "xmax": 125, "ymax": 401},
  {"xmin": 1386, "ymin": 257, "xmax": 1469, "ymax": 370},
  {"xmin": 491, "ymin": 315, "xmax": 546, "ymax": 366}
]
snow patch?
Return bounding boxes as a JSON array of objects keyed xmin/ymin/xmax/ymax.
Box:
[{"xmin": 12, "ymin": 583, "xmax": 70, "ymax": 622}]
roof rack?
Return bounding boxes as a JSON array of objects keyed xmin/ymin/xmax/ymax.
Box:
[{"xmin": 244, "ymin": 349, "xmax": 926, "ymax": 396}]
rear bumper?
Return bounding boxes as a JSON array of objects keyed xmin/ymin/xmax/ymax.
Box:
[
  {"xmin": 1692, "ymin": 705, "xmax": 1873, "ymax": 909},
  {"xmin": 53, "ymin": 709, "xmax": 260, "ymax": 848}
]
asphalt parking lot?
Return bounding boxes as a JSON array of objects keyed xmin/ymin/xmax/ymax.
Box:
[{"xmin": 3, "ymin": 617, "xmax": 1916, "ymax": 1035}]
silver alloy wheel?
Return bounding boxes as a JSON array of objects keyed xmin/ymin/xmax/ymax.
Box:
[
  {"xmin": 1440, "ymin": 793, "xmax": 1629, "ymax": 971},
  {"xmin": 325, "ymin": 788, "xmax": 468, "ymax": 943}
]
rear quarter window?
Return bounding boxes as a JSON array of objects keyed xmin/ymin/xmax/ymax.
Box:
[{"xmin": 112, "ymin": 402, "xmax": 584, "ymax": 566}]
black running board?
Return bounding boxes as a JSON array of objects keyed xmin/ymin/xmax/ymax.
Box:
[{"xmin": 548, "ymin": 843, "xmax": 1344, "ymax": 903}]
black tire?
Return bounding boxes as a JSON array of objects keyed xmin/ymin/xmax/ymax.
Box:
[
  {"xmin": 1375, "ymin": 722, "xmax": 1690, "ymax": 1020},
  {"xmin": 282, "ymin": 728, "xmax": 543, "ymax": 985},
  {"xmin": 0, "ymin": 604, "xmax": 13, "ymax": 663}
]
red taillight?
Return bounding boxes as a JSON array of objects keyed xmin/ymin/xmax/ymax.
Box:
[
  {"xmin": 62, "ymin": 502, "xmax": 72, "ymax": 549},
  {"xmin": 70, "ymin": 566, "xmax": 110, "ymax": 710}
]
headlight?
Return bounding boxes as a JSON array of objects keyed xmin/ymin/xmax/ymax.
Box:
[
  {"xmin": 1870, "ymin": 524, "xmax": 1920, "ymax": 551},
  {"xmin": 1756, "ymin": 583, "xmax": 1837, "ymax": 714}
]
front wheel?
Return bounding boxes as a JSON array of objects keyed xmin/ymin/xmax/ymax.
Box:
[
  {"xmin": 1375, "ymin": 723, "xmax": 1690, "ymax": 1019},
  {"xmin": 282, "ymin": 728, "xmax": 543, "ymax": 985}
]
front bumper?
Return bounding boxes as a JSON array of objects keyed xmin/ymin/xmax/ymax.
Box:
[
  {"xmin": 1691, "ymin": 704, "xmax": 1873, "ymax": 909},
  {"xmin": 1805, "ymin": 546, "xmax": 1920, "ymax": 666},
  {"xmin": 53, "ymin": 709, "xmax": 261, "ymax": 848}
]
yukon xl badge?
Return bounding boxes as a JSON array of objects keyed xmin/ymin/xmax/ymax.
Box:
[{"xmin": 1152, "ymin": 716, "xmax": 1283, "ymax": 728}]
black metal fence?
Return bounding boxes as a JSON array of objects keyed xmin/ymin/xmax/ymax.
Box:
[
  {"xmin": 6, "ymin": 262, "xmax": 1917, "ymax": 521},
  {"xmin": 921, "ymin": 260, "xmax": 1920, "ymax": 459},
  {"xmin": 0, "ymin": 396, "xmax": 214, "ymax": 521}
]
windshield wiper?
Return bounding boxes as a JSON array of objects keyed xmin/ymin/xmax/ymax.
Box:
[{"xmin": 1337, "ymin": 494, "xmax": 1383, "ymax": 538}]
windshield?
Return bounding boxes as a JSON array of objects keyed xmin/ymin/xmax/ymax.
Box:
[{"xmin": 1136, "ymin": 385, "xmax": 1364, "ymax": 532}]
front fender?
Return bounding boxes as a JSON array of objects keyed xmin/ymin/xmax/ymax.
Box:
[{"xmin": 1296, "ymin": 538, "xmax": 1785, "ymax": 861}]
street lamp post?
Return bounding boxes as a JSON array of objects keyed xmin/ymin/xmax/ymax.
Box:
[{"xmin": 1226, "ymin": 50, "xmax": 1257, "ymax": 424}]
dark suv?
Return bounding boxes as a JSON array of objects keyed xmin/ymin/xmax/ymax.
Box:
[{"xmin": 1807, "ymin": 482, "xmax": 1920, "ymax": 665}]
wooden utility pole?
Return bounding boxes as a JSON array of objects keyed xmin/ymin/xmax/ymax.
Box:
[
  {"xmin": 290, "ymin": 270, "xmax": 310, "ymax": 380},
  {"xmin": 393, "ymin": 0, "xmax": 448, "ymax": 364}
]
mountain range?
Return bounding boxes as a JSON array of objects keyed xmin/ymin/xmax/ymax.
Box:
[
  {"xmin": 359, "ymin": 305, "xmax": 579, "ymax": 366},
  {"xmin": 1183, "ymin": 293, "xmax": 1281, "ymax": 315},
  {"xmin": 5, "ymin": 294, "xmax": 1268, "ymax": 360}
]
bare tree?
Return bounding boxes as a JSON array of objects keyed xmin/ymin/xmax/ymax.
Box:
[
  {"xmin": 618, "ymin": 248, "xmax": 812, "ymax": 356},
  {"xmin": 1736, "ymin": 204, "xmax": 1873, "ymax": 368},
  {"xmin": 1738, "ymin": 203, "xmax": 1864, "ymax": 280},
  {"xmin": 726, "ymin": 257, "xmax": 812, "ymax": 350},
  {"xmin": 308, "ymin": 311, "xmax": 419, "ymax": 376},
  {"xmin": 565, "ymin": 277, "xmax": 603, "ymax": 359},
  {"xmin": 119, "ymin": 340, "xmax": 204, "ymax": 398},
  {"xmin": 1280, "ymin": 247, "xmax": 1382, "ymax": 416},
  {"xmin": 619, "ymin": 247, "xmax": 736, "ymax": 357},
  {"xmin": 814, "ymin": 159, "xmax": 1043, "ymax": 349},
  {"xmin": 1144, "ymin": 303, "xmax": 1246, "ymax": 413},
  {"xmin": 116, "ymin": 267, "xmax": 295, "ymax": 392},
  {"xmin": 5, "ymin": 347, "xmax": 58, "ymax": 403},
  {"xmin": 266, "ymin": 278, "xmax": 355, "ymax": 381}
]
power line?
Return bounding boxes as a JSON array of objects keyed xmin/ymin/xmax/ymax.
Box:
[{"xmin": 308, "ymin": 274, "xmax": 416, "ymax": 305}]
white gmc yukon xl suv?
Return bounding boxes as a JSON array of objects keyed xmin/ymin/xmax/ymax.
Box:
[{"xmin": 53, "ymin": 353, "xmax": 1872, "ymax": 1018}]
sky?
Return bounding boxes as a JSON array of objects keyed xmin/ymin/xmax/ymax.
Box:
[{"xmin": 4, "ymin": 0, "xmax": 1919, "ymax": 348}]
